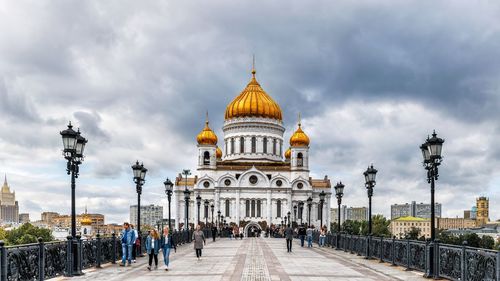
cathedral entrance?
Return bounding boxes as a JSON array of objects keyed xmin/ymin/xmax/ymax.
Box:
[{"xmin": 243, "ymin": 221, "xmax": 262, "ymax": 237}]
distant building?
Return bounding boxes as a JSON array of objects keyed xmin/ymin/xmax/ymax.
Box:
[
  {"xmin": 470, "ymin": 206, "xmax": 477, "ymax": 219},
  {"xmin": 52, "ymin": 213, "xmax": 104, "ymax": 228},
  {"xmin": 41, "ymin": 212, "xmax": 60, "ymax": 225},
  {"xmin": 476, "ymin": 197, "xmax": 489, "ymax": 226},
  {"xmin": 0, "ymin": 176, "xmax": 19, "ymax": 223},
  {"xmin": 390, "ymin": 216, "xmax": 433, "ymax": 239},
  {"xmin": 437, "ymin": 217, "xmax": 476, "ymax": 230},
  {"xmin": 330, "ymin": 206, "xmax": 368, "ymax": 224},
  {"xmin": 391, "ymin": 201, "xmax": 441, "ymax": 220},
  {"xmin": 130, "ymin": 204, "xmax": 163, "ymax": 228},
  {"xmin": 19, "ymin": 213, "xmax": 30, "ymax": 224},
  {"xmin": 464, "ymin": 210, "xmax": 471, "ymax": 219}
]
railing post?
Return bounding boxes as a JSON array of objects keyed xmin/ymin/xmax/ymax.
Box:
[
  {"xmin": 496, "ymin": 250, "xmax": 500, "ymax": 281},
  {"xmin": 461, "ymin": 241, "xmax": 467, "ymax": 281},
  {"xmin": 344, "ymin": 234, "xmax": 348, "ymax": 253},
  {"xmin": 38, "ymin": 237, "xmax": 45, "ymax": 281},
  {"xmin": 366, "ymin": 235, "xmax": 371, "ymax": 259},
  {"xmin": 391, "ymin": 237, "xmax": 396, "ymax": 266},
  {"xmin": 433, "ymin": 239, "xmax": 440, "ymax": 279},
  {"xmin": 96, "ymin": 234, "xmax": 102, "ymax": 268},
  {"xmin": 65, "ymin": 236, "xmax": 73, "ymax": 277},
  {"xmin": 0, "ymin": 241, "xmax": 7, "ymax": 281},
  {"xmin": 74, "ymin": 235, "xmax": 83, "ymax": 276},
  {"xmin": 111, "ymin": 233, "xmax": 116, "ymax": 264},
  {"xmin": 406, "ymin": 238, "xmax": 411, "ymax": 271},
  {"xmin": 379, "ymin": 237, "xmax": 384, "ymax": 263}
]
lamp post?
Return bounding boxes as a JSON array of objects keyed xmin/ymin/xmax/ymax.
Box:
[
  {"xmin": 217, "ymin": 210, "xmax": 221, "ymax": 231},
  {"xmin": 319, "ymin": 191, "xmax": 326, "ymax": 229},
  {"xmin": 420, "ymin": 131, "xmax": 444, "ymax": 278},
  {"xmin": 298, "ymin": 201, "xmax": 304, "ymax": 225},
  {"xmin": 182, "ymin": 169, "xmax": 191, "ymax": 231},
  {"xmin": 196, "ymin": 194, "xmax": 202, "ymax": 226},
  {"xmin": 306, "ymin": 197, "xmax": 313, "ymax": 227},
  {"xmin": 60, "ymin": 122, "xmax": 87, "ymax": 276},
  {"xmin": 334, "ymin": 182, "xmax": 344, "ymax": 249},
  {"xmin": 363, "ymin": 164, "xmax": 377, "ymax": 259},
  {"xmin": 284, "ymin": 217, "xmax": 287, "ymax": 227},
  {"xmin": 287, "ymin": 211, "xmax": 291, "ymax": 227},
  {"xmin": 210, "ymin": 204, "xmax": 214, "ymax": 226},
  {"xmin": 204, "ymin": 200, "xmax": 209, "ymax": 228},
  {"xmin": 163, "ymin": 178, "xmax": 174, "ymax": 231},
  {"xmin": 293, "ymin": 205, "xmax": 297, "ymax": 226},
  {"xmin": 132, "ymin": 161, "xmax": 147, "ymax": 256}
]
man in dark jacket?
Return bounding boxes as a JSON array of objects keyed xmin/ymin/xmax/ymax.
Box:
[
  {"xmin": 285, "ymin": 224, "xmax": 294, "ymax": 252},
  {"xmin": 298, "ymin": 224, "xmax": 306, "ymax": 247},
  {"xmin": 211, "ymin": 225, "xmax": 217, "ymax": 242}
]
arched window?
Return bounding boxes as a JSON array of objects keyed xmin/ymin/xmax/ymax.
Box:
[
  {"xmin": 230, "ymin": 138, "xmax": 235, "ymax": 154},
  {"xmin": 263, "ymin": 137, "xmax": 267, "ymax": 153},
  {"xmin": 257, "ymin": 200, "xmax": 261, "ymax": 217},
  {"xmin": 273, "ymin": 139, "xmax": 277, "ymax": 155},
  {"xmin": 240, "ymin": 137, "xmax": 245, "ymax": 153},
  {"xmin": 225, "ymin": 199, "xmax": 230, "ymax": 217},
  {"xmin": 297, "ymin": 152, "xmax": 303, "ymax": 167},
  {"xmin": 203, "ymin": 151, "xmax": 210, "ymax": 165},
  {"xmin": 245, "ymin": 200, "xmax": 250, "ymax": 217},
  {"xmin": 251, "ymin": 137, "xmax": 256, "ymax": 153},
  {"xmin": 277, "ymin": 200, "xmax": 282, "ymax": 218},
  {"xmin": 251, "ymin": 200, "xmax": 256, "ymax": 217}
]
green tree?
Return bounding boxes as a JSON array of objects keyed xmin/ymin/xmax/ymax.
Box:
[
  {"xmin": 342, "ymin": 220, "xmax": 363, "ymax": 235},
  {"xmin": 479, "ymin": 236, "xmax": 495, "ymax": 249},
  {"xmin": 371, "ymin": 215, "xmax": 391, "ymax": 237},
  {"xmin": 406, "ymin": 227, "xmax": 421, "ymax": 240},
  {"xmin": 463, "ymin": 233, "xmax": 481, "ymax": 248},
  {"xmin": 5, "ymin": 223, "xmax": 54, "ymax": 245}
]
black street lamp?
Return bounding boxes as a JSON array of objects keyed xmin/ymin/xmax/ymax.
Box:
[
  {"xmin": 319, "ymin": 191, "xmax": 326, "ymax": 229},
  {"xmin": 306, "ymin": 197, "xmax": 313, "ymax": 227},
  {"xmin": 364, "ymin": 164, "xmax": 377, "ymax": 259},
  {"xmin": 182, "ymin": 169, "xmax": 191, "ymax": 231},
  {"xmin": 284, "ymin": 216, "xmax": 287, "ymax": 227},
  {"xmin": 298, "ymin": 201, "xmax": 304, "ymax": 225},
  {"xmin": 420, "ymin": 131, "xmax": 444, "ymax": 278},
  {"xmin": 334, "ymin": 182, "xmax": 344, "ymax": 249},
  {"xmin": 204, "ymin": 200, "xmax": 209, "ymax": 228},
  {"xmin": 60, "ymin": 122, "xmax": 87, "ymax": 276},
  {"xmin": 217, "ymin": 210, "xmax": 221, "ymax": 231},
  {"xmin": 163, "ymin": 178, "xmax": 174, "ymax": 231},
  {"xmin": 210, "ymin": 204, "xmax": 214, "ymax": 226},
  {"xmin": 293, "ymin": 205, "xmax": 297, "ymax": 226},
  {"xmin": 287, "ymin": 211, "xmax": 291, "ymax": 227},
  {"xmin": 132, "ymin": 161, "xmax": 147, "ymax": 256},
  {"xmin": 196, "ymin": 194, "xmax": 202, "ymax": 226}
]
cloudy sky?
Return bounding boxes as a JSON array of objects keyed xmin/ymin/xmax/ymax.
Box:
[{"xmin": 0, "ymin": 1, "xmax": 499, "ymax": 224}]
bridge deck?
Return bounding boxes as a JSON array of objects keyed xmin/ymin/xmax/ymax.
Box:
[{"xmin": 56, "ymin": 238, "xmax": 426, "ymax": 281}]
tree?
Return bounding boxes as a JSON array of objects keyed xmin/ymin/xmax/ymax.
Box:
[
  {"xmin": 406, "ymin": 227, "xmax": 421, "ymax": 240},
  {"xmin": 479, "ymin": 236, "xmax": 495, "ymax": 249},
  {"xmin": 463, "ymin": 233, "xmax": 481, "ymax": 248},
  {"xmin": 371, "ymin": 215, "xmax": 391, "ymax": 237},
  {"xmin": 5, "ymin": 223, "xmax": 53, "ymax": 245}
]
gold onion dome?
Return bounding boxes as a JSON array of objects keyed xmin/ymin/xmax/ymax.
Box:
[
  {"xmin": 290, "ymin": 122, "xmax": 310, "ymax": 147},
  {"xmin": 81, "ymin": 214, "xmax": 92, "ymax": 225},
  {"xmin": 284, "ymin": 147, "xmax": 291, "ymax": 159},
  {"xmin": 224, "ymin": 67, "xmax": 282, "ymax": 121},
  {"xmin": 196, "ymin": 118, "xmax": 218, "ymax": 145},
  {"xmin": 216, "ymin": 146, "xmax": 222, "ymax": 158}
]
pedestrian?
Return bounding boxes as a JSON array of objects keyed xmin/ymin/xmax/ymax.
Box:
[
  {"xmin": 285, "ymin": 224, "xmax": 294, "ymax": 253},
  {"xmin": 120, "ymin": 222, "xmax": 136, "ymax": 267},
  {"xmin": 306, "ymin": 225, "xmax": 314, "ymax": 248},
  {"xmin": 298, "ymin": 224, "xmax": 306, "ymax": 247},
  {"xmin": 161, "ymin": 226, "xmax": 176, "ymax": 271},
  {"xmin": 233, "ymin": 226, "xmax": 239, "ymax": 240},
  {"xmin": 319, "ymin": 226, "xmax": 326, "ymax": 247},
  {"xmin": 211, "ymin": 225, "xmax": 217, "ymax": 242},
  {"xmin": 239, "ymin": 226, "xmax": 243, "ymax": 239},
  {"xmin": 130, "ymin": 224, "xmax": 139, "ymax": 263},
  {"xmin": 192, "ymin": 225, "xmax": 206, "ymax": 260},
  {"xmin": 146, "ymin": 229, "xmax": 160, "ymax": 270}
]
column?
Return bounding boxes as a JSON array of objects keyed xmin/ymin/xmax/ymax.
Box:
[{"xmin": 174, "ymin": 192, "xmax": 179, "ymax": 230}]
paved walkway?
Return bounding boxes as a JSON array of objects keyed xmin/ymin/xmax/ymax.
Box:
[{"xmin": 57, "ymin": 238, "xmax": 426, "ymax": 281}]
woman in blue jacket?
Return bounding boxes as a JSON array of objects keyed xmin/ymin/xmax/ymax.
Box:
[
  {"xmin": 162, "ymin": 226, "xmax": 176, "ymax": 271},
  {"xmin": 146, "ymin": 229, "xmax": 160, "ymax": 270}
]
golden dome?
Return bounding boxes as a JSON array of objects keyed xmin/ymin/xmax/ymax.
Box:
[
  {"xmin": 224, "ymin": 68, "xmax": 282, "ymax": 121},
  {"xmin": 284, "ymin": 147, "xmax": 291, "ymax": 159},
  {"xmin": 216, "ymin": 146, "xmax": 222, "ymax": 159},
  {"xmin": 290, "ymin": 122, "xmax": 310, "ymax": 147},
  {"xmin": 196, "ymin": 119, "xmax": 218, "ymax": 145},
  {"xmin": 81, "ymin": 214, "xmax": 92, "ymax": 226}
]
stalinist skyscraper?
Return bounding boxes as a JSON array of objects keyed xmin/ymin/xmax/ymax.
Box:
[{"xmin": 0, "ymin": 175, "xmax": 19, "ymax": 223}]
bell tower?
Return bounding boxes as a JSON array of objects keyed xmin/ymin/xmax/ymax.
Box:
[{"xmin": 196, "ymin": 113, "xmax": 218, "ymax": 170}]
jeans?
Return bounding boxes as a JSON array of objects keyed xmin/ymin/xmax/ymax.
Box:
[
  {"xmin": 148, "ymin": 253, "xmax": 158, "ymax": 267},
  {"xmin": 195, "ymin": 249, "xmax": 202, "ymax": 258},
  {"xmin": 163, "ymin": 247, "xmax": 171, "ymax": 266},
  {"xmin": 300, "ymin": 235, "xmax": 305, "ymax": 247},
  {"xmin": 121, "ymin": 244, "xmax": 133, "ymax": 264},
  {"xmin": 286, "ymin": 239, "xmax": 292, "ymax": 252},
  {"xmin": 307, "ymin": 236, "xmax": 313, "ymax": 247},
  {"xmin": 319, "ymin": 236, "xmax": 325, "ymax": 247}
]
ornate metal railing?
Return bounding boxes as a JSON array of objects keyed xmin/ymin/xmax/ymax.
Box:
[
  {"xmin": 0, "ymin": 229, "xmax": 194, "ymax": 281},
  {"xmin": 309, "ymin": 232, "xmax": 499, "ymax": 280}
]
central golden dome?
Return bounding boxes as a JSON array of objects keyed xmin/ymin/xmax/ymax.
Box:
[{"xmin": 225, "ymin": 69, "xmax": 282, "ymax": 121}]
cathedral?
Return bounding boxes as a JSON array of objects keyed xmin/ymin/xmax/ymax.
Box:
[{"xmin": 174, "ymin": 66, "xmax": 332, "ymax": 235}]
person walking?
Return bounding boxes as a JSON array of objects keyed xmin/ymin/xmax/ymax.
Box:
[
  {"xmin": 306, "ymin": 225, "xmax": 314, "ymax": 248},
  {"xmin": 233, "ymin": 226, "xmax": 239, "ymax": 240},
  {"xmin": 298, "ymin": 224, "xmax": 306, "ymax": 247},
  {"xmin": 192, "ymin": 225, "xmax": 206, "ymax": 260},
  {"xmin": 130, "ymin": 224, "xmax": 139, "ymax": 262},
  {"xmin": 319, "ymin": 227, "xmax": 326, "ymax": 247},
  {"xmin": 211, "ymin": 225, "xmax": 217, "ymax": 242},
  {"xmin": 120, "ymin": 222, "xmax": 136, "ymax": 266},
  {"xmin": 146, "ymin": 229, "xmax": 160, "ymax": 270},
  {"xmin": 285, "ymin": 224, "xmax": 294, "ymax": 253},
  {"xmin": 162, "ymin": 226, "xmax": 176, "ymax": 271}
]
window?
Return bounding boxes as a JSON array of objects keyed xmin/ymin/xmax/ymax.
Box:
[
  {"xmin": 297, "ymin": 153, "xmax": 303, "ymax": 167},
  {"xmin": 240, "ymin": 137, "xmax": 245, "ymax": 153},
  {"xmin": 263, "ymin": 137, "xmax": 267, "ymax": 153},
  {"xmin": 251, "ymin": 200, "xmax": 256, "ymax": 217},
  {"xmin": 251, "ymin": 137, "xmax": 256, "ymax": 153},
  {"xmin": 203, "ymin": 151, "xmax": 210, "ymax": 165},
  {"xmin": 225, "ymin": 199, "xmax": 230, "ymax": 217},
  {"xmin": 230, "ymin": 138, "xmax": 234, "ymax": 154},
  {"xmin": 257, "ymin": 200, "xmax": 261, "ymax": 217},
  {"xmin": 273, "ymin": 139, "xmax": 277, "ymax": 155},
  {"xmin": 279, "ymin": 140, "xmax": 282, "ymax": 155},
  {"xmin": 277, "ymin": 200, "xmax": 282, "ymax": 217},
  {"xmin": 245, "ymin": 200, "xmax": 250, "ymax": 217}
]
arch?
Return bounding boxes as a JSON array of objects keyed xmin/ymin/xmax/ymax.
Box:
[
  {"xmin": 297, "ymin": 152, "xmax": 303, "ymax": 167},
  {"xmin": 291, "ymin": 176, "xmax": 310, "ymax": 190},
  {"xmin": 217, "ymin": 173, "xmax": 238, "ymax": 187},
  {"xmin": 203, "ymin": 151, "xmax": 210, "ymax": 165},
  {"xmin": 243, "ymin": 221, "xmax": 262, "ymax": 238},
  {"xmin": 270, "ymin": 174, "xmax": 290, "ymax": 187},
  {"xmin": 237, "ymin": 166, "xmax": 271, "ymax": 187},
  {"xmin": 195, "ymin": 175, "xmax": 217, "ymax": 189}
]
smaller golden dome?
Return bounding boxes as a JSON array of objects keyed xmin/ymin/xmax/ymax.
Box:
[
  {"xmin": 290, "ymin": 122, "xmax": 310, "ymax": 147},
  {"xmin": 196, "ymin": 119, "xmax": 218, "ymax": 145},
  {"xmin": 284, "ymin": 147, "xmax": 291, "ymax": 159},
  {"xmin": 216, "ymin": 146, "xmax": 222, "ymax": 159},
  {"xmin": 81, "ymin": 214, "xmax": 92, "ymax": 226}
]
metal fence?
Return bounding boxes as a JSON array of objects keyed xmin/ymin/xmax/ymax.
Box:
[
  {"xmin": 309, "ymin": 232, "xmax": 499, "ymax": 281},
  {"xmin": 0, "ymin": 229, "xmax": 195, "ymax": 281}
]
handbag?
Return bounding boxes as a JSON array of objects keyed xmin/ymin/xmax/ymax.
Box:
[{"xmin": 135, "ymin": 238, "xmax": 141, "ymax": 246}]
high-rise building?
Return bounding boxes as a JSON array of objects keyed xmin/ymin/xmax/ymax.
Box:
[
  {"xmin": 476, "ymin": 197, "xmax": 489, "ymax": 226},
  {"xmin": 130, "ymin": 204, "xmax": 163, "ymax": 228},
  {"xmin": 0, "ymin": 175, "xmax": 19, "ymax": 223},
  {"xmin": 391, "ymin": 201, "xmax": 441, "ymax": 220},
  {"xmin": 19, "ymin": 213, "xmax": 30, "ymax": 224},
  {"xmin": 330, "ymin": 206, "xmax": 368, "ymax": 224}
]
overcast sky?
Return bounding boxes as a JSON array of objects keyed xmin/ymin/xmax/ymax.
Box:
[{"xmin": 0, "ymin": 1, "xmax": 499, "ymax": 224}]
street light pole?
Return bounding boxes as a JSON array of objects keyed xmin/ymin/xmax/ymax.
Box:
[
  {"xmin": 293, "ymin": 205, "xmax": 297, "ymax": 227},
  {"xmin": 307, "ymin": 197, "xmax": 312, "ymax": 228},
  {"xmin": 319, "ymin": 191, "xmax": 326, "ymax": 229},
  {"xmin": 334, "ymin": 182, "xmax": 344, "ymax": 249},
  {"xmin": 196, "ymin": 194, "xmax": 202, "ymax": 226},
  {"xmin": 363, "ymin": 164, "xmax": 377, "ymax": 259},
  {"xmin": 182, "ymin": 169, "xmax": 191, "ymax": 231},
  {"xmin": 204, "ymin": 200, "xmax": 209, "ymax": 228},
  {"xmin": 287, "ymin": 211, "xmax": 291, "ymax": 227},
  {"xmin": 210, "ymin": 204, "xmax": 214, "ymax": 226},
  {"xmin": 163, "ymin": 178, "xmax": 174, "ymax": 231},
  {"xmin": 132, "ymin": 161, "xmax": 147, "ymax": 257},
  {"xmin": 420, "ymin": 131, "xmax": 444, "ymax": 279},
  {"xmin": 298, "ymin": 201, "xmax": 304, "ymax": 225}
]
